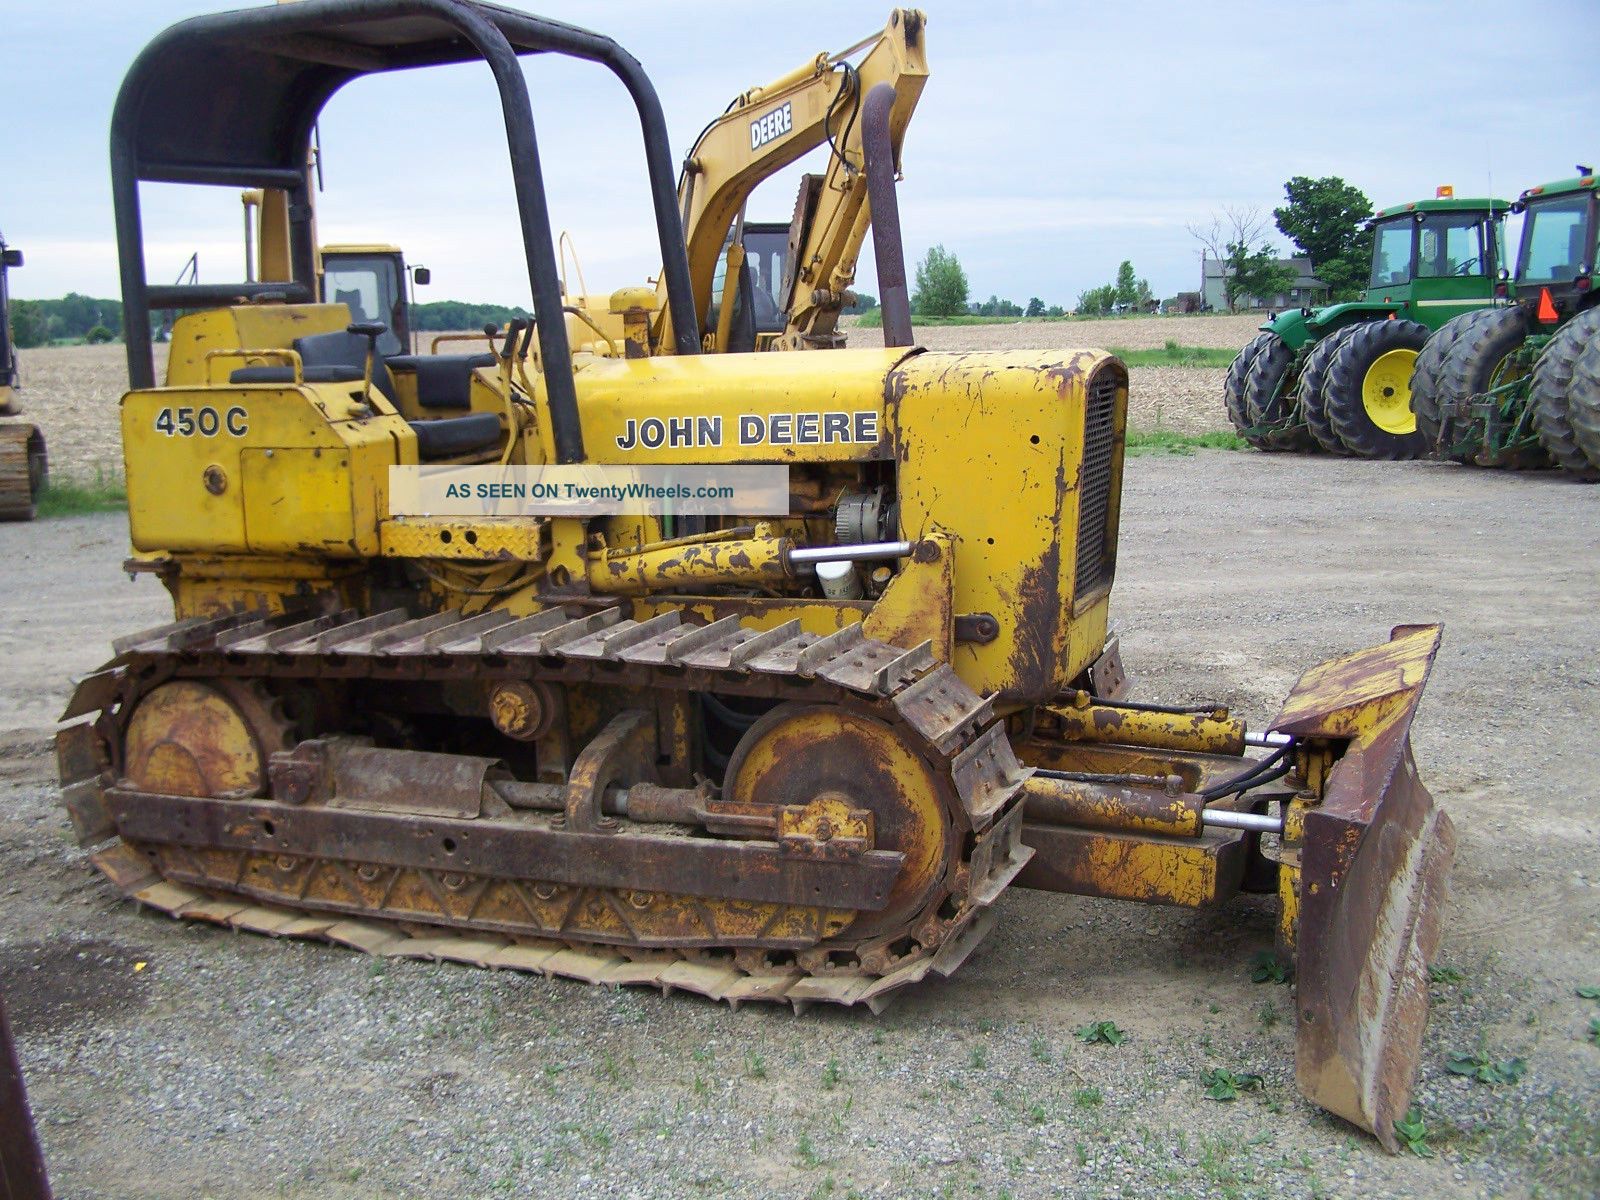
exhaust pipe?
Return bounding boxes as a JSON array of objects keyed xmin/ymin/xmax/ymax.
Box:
[{"xmin": 861, "ymin": 83, "xmax": 914, "ymax": 349}]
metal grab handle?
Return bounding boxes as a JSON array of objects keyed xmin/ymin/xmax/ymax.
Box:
[{"xmin": 203, "ymin": 347, "xmax": 302, "ymax": 386}]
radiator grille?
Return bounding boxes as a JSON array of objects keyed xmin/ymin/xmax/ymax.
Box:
[{"xmin": 1073, "ymin": 371, "xmax": 1120, "ymax": 599}]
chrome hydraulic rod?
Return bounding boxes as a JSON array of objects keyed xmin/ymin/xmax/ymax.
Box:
[
  {"xmin": 1244, "ymin": 730, "xmax": 1293, "ymax": 748},
  {"xmin": 1200, "ymin": 808, "xmax": 1284, "ymax": 834},
  {"xmin": 788, "ymin": 540, "xmax": 913, "ymax": 566}
]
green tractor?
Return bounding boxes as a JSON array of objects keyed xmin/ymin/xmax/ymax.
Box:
[
  {"xmin": 1412, "ymin": 170, "xmax": 1600, "ymax": 478},
  {"xmin": 1225, "ymin": 194, "xmax": 1509, "ymax": 459}
]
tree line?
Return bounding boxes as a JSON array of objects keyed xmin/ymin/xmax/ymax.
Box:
[
  {"xmin": 13, "ymin": 181, "xmax": 1377, "ymax": 344},
  {"xmin": 10, "ymin": 294, "xmax": 121, "ymax": 346},
  {"xmin": 911, "ymin": 174, "xmax": 1380, "ymax": 319}
]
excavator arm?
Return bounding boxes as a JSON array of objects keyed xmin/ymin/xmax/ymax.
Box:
[{"xmin": 668, "ymin": 9, "xmax": 928, "ymax": 352}]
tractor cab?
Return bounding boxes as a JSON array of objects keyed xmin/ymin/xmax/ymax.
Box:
[
  {"xmin": 1511, "ymin": 173, "xmax": 1598, "ymax": 324},
  {"xmin": 1363, "ymin": 196, "xmax": 1508, "ymax": 312}
]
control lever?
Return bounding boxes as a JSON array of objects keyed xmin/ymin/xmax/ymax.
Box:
[
  {"xmin": 501, "ymin": 318, "xmax": 528, "ymax": 361},
  {"xmin": 347, "ymin": 321, "xmax": 387, "ymax": 407}
]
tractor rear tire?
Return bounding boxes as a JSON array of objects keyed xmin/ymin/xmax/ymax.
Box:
[
  {"xmin": 1529, "ymin": 308, "xmax": 1600, "ymax": 480},
  {"xmin": 1242, "ymin": 334, "xmax": 1315, "ymax": 452},
  {"xmin": 1411, "ymin": 309, "xmax": 1494, "ymax": 462},
  {"xmin": 1323, "ymin": 319, "xmax": 1431, "ymax": 459},
  {"xmin": 1224, "ymin": 332, "xmax": 1276, "ymax": 450},
  {"xmin": 1297, "ymin": 325, "xmax": 1363, "ymax": 455},
  {"xmin": 1565, "ymin": 315, "xmax": 1600, "ymax": 473},
  {"xmin": 1433, "ymin": 304, "xmax": 1547, "ymax": 468}
]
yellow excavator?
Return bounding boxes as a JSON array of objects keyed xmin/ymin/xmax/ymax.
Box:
[
  {"xmin": 560, "ymin": 9, "xmax": 926, "ymax": 358},
  {"xmin": 63, "ymin": 1, "xmax": 1454, "ymax": 1150},
  {"xmin": 0, "ymin": 230, "xmax": 48, "ymax": 521}
]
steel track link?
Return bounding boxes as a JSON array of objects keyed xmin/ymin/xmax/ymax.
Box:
[{"xmin": 59, "ymin": 605, "xmax": 1035, "ymax": 1013}]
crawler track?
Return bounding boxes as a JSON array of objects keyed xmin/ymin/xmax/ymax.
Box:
[{"xmin": 59, "ymin": 606, "xmax": 1034, "ymax": 1012}]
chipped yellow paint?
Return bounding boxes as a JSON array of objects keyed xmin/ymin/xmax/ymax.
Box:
[
  {"xmin": 1273, "ymin": 624, "xmax": 1442, "ymax": 744},
  {"xmin": 379, "ymin": 517, "xmax": 548, "ymax": 561},
  {"xmin": 861, "ymin": 527, "xmax": 952, "ymax": 655},
  {"xmin": 588, "ymin": 526, "xmax": 788, "ymax": 595},
  {"xmin": 1047, "ymin": 698, "xmax": 1245, "ymax": 755},
  {"xmin": 888, "ymin": 350, "xmax": 1126, "ymax": 701},
  {"xmin": 1020, "ymin": 824, "xmax": 1239, "ymax": 908}
]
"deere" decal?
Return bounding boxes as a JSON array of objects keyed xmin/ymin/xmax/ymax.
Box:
[
  {"xmin": 615, "ymin": 410, "xmax": 879, "ymax": 450},
  {"xmin": 749, "ymin": 102, "xmax": 793, "ymax": 151}
]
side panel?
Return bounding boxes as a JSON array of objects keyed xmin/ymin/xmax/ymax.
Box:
[
  {"xmin": 122, "ymin": 385, "xmax": 402, "ymax": 555},
  {"xmin": 570, "ymin": 348, "xmax": 907, "ymax": 464},
  {"xmin": 886, "ymin": 350, "xmax": 1126, "ymax": 702}
]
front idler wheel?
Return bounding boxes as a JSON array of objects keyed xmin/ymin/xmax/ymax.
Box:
[{"xmin": 721, "ymin": 703, "xmax": 955, "ymax": 944}]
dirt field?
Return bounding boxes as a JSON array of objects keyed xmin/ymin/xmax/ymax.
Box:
[
  {"xmin": 2, "ymin": 449, "xmax": 1596, "ymax": 1199},
  {"xmin": 848, "ymin": 313, "xmax": 1263, "ymax": 438},
  {"xmin": 12, "ymin": 312, "xmax": 1264, "ymax": 484}
]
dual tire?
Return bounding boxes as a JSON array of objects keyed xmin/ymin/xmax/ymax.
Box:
[
  {"xmin": 1223, "ymin": 332, "xmax": 1278, "ymax": 450},
  {"xmin": 1410, "ymin": 305, "xmax": 1573, "ymax": 471},
  {"xmin": 1530, "ymin": 308, "xmax": 1600, "ymax": 481},
  {"xmin": 1277, "ymin": 319, "xmax": 1430, "ymax": 459},
  {"xmin": 1322, "ymin": 320, "xmax": 1431, "ymax": 459}
]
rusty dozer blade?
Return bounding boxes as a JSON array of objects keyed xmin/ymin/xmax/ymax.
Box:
[{"xmin": 1271, "ymin": 623, "xmax": 1455, "ymax": 1151}]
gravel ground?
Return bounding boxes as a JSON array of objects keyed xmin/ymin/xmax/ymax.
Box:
[
  {"xmin": 2, "ymin": 451, "xmax": 1596, "ymax": 1199},
  {"xmin": 12, "ymin": 314, "xmax": 1261, "ymax": 484}
]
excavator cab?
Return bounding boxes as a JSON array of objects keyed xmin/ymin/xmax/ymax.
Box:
[
  {"xmin": 707, "ymin": 224, "xmax": 789, "ymax": 351},
  {"xmin": 320, "ymin": 245, "xmax": 412, "ymax": 356}
]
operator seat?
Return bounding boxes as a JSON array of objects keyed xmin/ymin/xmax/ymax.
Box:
[
  {"xmin": 229, "ymin": 331, "xmax": 502, "ymax": 460},
  {"xmin": 385, "ymin": 352, "xmax": 497, "ymax": 410}
]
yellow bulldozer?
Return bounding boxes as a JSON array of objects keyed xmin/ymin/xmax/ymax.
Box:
[
  {"xmin": 61, "ymin": 0, "xmax": 1454, "ymax": 1149},
  {"xmin": 0, "ymin": 230, "xmax": 49, "ymax": 521}
]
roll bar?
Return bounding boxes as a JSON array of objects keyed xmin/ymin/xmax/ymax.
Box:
[{"xmin": 111, "ymin": 0, "xmax": 702, "ymax": 462}]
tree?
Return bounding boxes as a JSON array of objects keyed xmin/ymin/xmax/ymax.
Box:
[
  {"xmin": 1274, "ymin": 176, "xmax": 1374, "ymax": 301},
  {"xmin": 1025, "ymin": 297, "xmax": 1045, "ymax": 318},
  {"xmin": 1075, "ymin": 284, "xmax": 1116, "ymax": 316},
  {"xmin": 911, "ymin": 244, "xmax": 968, "ymax": 317},
  {"xmin": 10, "ymin": 300, "xmax": 51, "ymax": 348},
  {"xmin": 410, "ymin": 300, "xmax": 532, "ymax": 332},
  {"xmin": 1113, "ymin": 261, "xmax": 1151, "ymax": 310},
  {"xmin": 1189, "ymin": 207, "xmax": 1289, "ymax": 312},
  {"xmin": 85, "ymin": 324, "xmax": 116, "ymax": 344},
  {"xmin": 1226, "ymin": 242, "xmax": 1297, "ymax": 310}
]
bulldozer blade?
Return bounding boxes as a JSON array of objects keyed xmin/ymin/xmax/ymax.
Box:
[{"xmin": 1271, "ymin": 623, "xmax": 1456, "ymax": 1151}]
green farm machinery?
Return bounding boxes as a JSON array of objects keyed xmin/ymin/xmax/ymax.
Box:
[
  {"xmin": 1225, "ymin": 195, "xmax": 1508, "ymax": 459},
  {"xmin": 1412, "ymin": 170, "xmax": 1600, "ymax": 478}
]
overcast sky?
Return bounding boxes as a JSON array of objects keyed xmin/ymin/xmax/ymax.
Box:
[{"xmin": 3, "ymin": 0, "xmax": 1595, "ymax": 308}]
